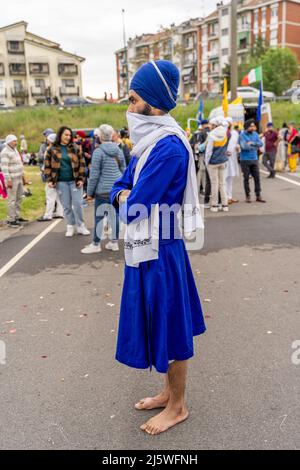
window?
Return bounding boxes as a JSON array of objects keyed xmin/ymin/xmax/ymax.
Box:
[
  {"xmin": 210, "ymin": 23, "xmax": 218, "ymax": 36},
  {"xmin": 254, "ymin": 11, "xmax": 259, "ymax": 23},
  {"xmin": 13, "ymin": 80, "xmax": 23, "ymax": 91},
  {"xmin": 7, "ymin": 41, "xmax": 24, "ymax": 53},
  {"xmin": 222, "ymin": 8, "xmax": 229, "ymax": 16},
  {"xmin": 9, "ymin": 63, "xmax": 26, "ymax": 75},
  {"xmin": 271, "ymin": 7, "xmax": 278, "ymax": 18},
  {"xmin": 262, "ymin": 10, "xmax": 266, "ymax": 22},
  {"xmin": 58, "ymin": 64, "xmax": 78, "ymax": 75},
  {"xmin": 0, "ymin": 63, "xmax": 4, "ymax": 75},
  {"xmin": 222, "ymin": 48, "xmax": 229, "ymax": 56},
  {"xmin": 29, "ymin": 63, "xmax": 49, "ymax": 74},
  {"xmin": 35, "ymin": 79, "xmax": 45, "ymax": 88},
  {"xmin": 211, "ymin": 61, "xmax": 219, "ymax": 73},
  {"xmin": 62, "ymin": 79, "xmax": 75, "ymax": 88},
  {"xmin": 0, "ymin": 80, "xmax": 5, "ymax": 96},
  {"xmin": 222, "ymin": 28, "xmax": 229, "ymax": 36}
]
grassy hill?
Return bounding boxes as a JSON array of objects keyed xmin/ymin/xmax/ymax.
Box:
[{"xmin": 0, "ymin": 101, "xmax": 300, "ymax": 152}]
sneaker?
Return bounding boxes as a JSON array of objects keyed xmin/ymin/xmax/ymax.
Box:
[
  {"xmin": 65, "ymin": 225, "xmax": 75, "ymax": 237},
  {"xmin": 105, "ymin": 241, "xmax": 119, "ymax": 251},
  {"xmin": 204, "ymin": 203, "xmax": 210, "ymax": 209},
  {"xmin": 17, "ymin": 217, "xmax": 29, "ymax": 223},
  {"xmin": 53, "ymin": 215, "xmax": 64, "ymax": 219},
  {"xmin": 7, "ymin": 220, "xmax": 21, "ymax": 228},
  {"xmin": 37, "ymin": 216, "xmax": 52, "ymax": 222},
  {"xmin": 246, "ymin": 195, "xmax": 252, "ymax": 203},
  {"xmin": 222, "ymin": 206, "xmax": 229, "ymax": 212},
  {"xmin": 81, "ymin": 243, "xmax": 101, "ymax": 254},
  {"xmin": 77, "ymin": 224, "xmax": 90, "ymax": 236},
  {"xmin": 210, "ymin": 206, "xmax": 219, "ymax": 213}
]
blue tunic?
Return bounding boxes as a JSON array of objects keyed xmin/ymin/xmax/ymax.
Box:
[{"xmin": 110, "ymin": 135, "xmax": 206, "ymax": 374}]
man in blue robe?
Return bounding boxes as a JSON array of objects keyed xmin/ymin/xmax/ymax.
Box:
[{"xmin": 110, "ymin": 60, "xmax": 206, "ymax": 435}]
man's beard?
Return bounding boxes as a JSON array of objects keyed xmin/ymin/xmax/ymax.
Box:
[{"xmin": 139, "ymin": 103, "xmax": 152, "ymax": 116}]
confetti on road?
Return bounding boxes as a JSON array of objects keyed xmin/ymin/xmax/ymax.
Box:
[
  {"xmin": 242, "ymin": 263, "xmax": 248, "ymax": 267},
  {"xmin": 39, "ymin": 319, "xmax": 48, "ymax": 322},
  {"xmin": 204, "ymin": 299, "xmax": 211, "ymax": 303},
  {"xmin": 41, "ymin": 355, "xmax": 48, "ymax": 359},
  {"xmin": 40, "ymin": 296, "xmax": 44, "ymax": 300},
  {"xmin": 107, "ymin": 303, "xmax": 115, "ymax": 307},
  {"xmin": 60, "ymin": 308, "xmax": 64, "ymax": 312},
  {"xmin": 9, "ymin": 329, "xmax": 17, "ymax": 334},
  {"xmin": 205, "ymin": 315, "xmax": 211, "ymax": 319},
  {"xmin": 4, "ymin": 320, "xmax": 15, "ymax": 324},
  {"xmin": 110, "ymin": 415, "xmax": 115, "ymax": 419},
  {"xmin": 267, "ymin": 331, "xmax": 273, "ymax": 335},
  {"xmin": 66, "ymin": 334, "xmax": 71, "ymax": 337},
  {"xmin": 111, "ymin": 330, "xmax": 115, "ymax": 333},
  {"xmin": 244, "ymin": 298, "xmax": 251, "ymax": 301}
]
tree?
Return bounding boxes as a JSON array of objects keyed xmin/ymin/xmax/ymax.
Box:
[
  {"xmin": 223, "ymin": 38, "xmax": 269, "ymax": 89},
  {"xmin": 261, "ymin": 48, "xmax": 298, "ymax": 96}
]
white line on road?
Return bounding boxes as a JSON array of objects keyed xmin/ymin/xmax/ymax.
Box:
[
  {"xmin": 0, "ymin": 219, "xmax": 62, "ymax": 278},
  {"xmin": 260, "ymin": 170, "xmax": 300, "ymax": 187}
]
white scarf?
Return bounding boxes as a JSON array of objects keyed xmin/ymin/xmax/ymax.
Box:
[{"xmin": 124, "ymin": 112, "xmax": 204, "ymax": 268}]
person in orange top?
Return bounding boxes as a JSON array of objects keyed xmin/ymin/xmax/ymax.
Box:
[{"xmin": 287, "ymin": 122, "xmax": 299, "ymax": 173}]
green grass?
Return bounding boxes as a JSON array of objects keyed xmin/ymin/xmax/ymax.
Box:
[
  {"xmin": 0, "ymin": 101, "xmax": 299, "ymax": 152},
  {"xmin": 0, "ymin": 166, "xmax": 45, "ymax": 222}
]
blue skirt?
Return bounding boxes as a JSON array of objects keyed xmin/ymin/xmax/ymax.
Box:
[{"xmin": 116, "ymin": 239, "xmax": 206, "ymax": 374}]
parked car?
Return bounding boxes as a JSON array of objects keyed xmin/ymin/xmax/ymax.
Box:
[
  {"xmin": 282, "ymin": 87, "xmax": 300, "ymax": 102},
  {"xmin": 227, "ymin": 86, "xmax": 276, "ymax": 101},
  {"xmin": 63, "ymin": 97, "xmax": 94, "ymax": 107},
  {"xmin": 0, "ymin": 139, "xmax": 5, "ymax": 153}
]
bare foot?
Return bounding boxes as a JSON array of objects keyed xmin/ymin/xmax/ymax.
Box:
[
  {"xmin": 140, "ymin": 405, "xmax": 189, "ymax": 435},
  {"xmin": 135, "ymin": 392, "xmax": 169, "ymax": 411}
]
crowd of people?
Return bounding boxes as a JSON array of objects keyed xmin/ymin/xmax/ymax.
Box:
[
  {"xmin": 189, "ymin": 118, "xmax": 300, "ymax": 213},
  {"xmin": 0, "ymin": 126, "xmax": 132, "ymax": 249},
  {"xmin": 0, "ymin": 116, "xmax": 300, "ymax": 234}
]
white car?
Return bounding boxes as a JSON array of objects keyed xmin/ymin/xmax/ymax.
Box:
[{"xmin": 227, "ymin": 86, "xmax": 276, "ymax": 101}]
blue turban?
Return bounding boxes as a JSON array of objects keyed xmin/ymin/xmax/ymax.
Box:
[{"xmin": 130, "ymin": 60, "xmax": 180, "ymax": 112}]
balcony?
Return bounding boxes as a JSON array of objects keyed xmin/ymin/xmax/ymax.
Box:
[
  {"xmin": 9, "ymin": 64, "xmax": 26, "ymax": 76},
  {"xmin": 182, "ymin": 66, "xmax": 196, "ymax": 84},
  {"xmin": 208, "ymin": 50, "xmax": 219, "ymax": 60},
  {"xmin": 58, "ymin": 64, "xmax": 78, "ymax": 76},
  {"xmin": 0, "ymin": 88, "xmax": 7, "ymax": 98},
  {"xmin": 31, "ymin": 86, "xmax": 51, "ymax": 97},
  {"xmin": 59, "ymin": 86, "xmax": 80, "ymax": 96},
  {"xmin": 29, "ymin": 63, "xmax": 49, "ymax": 75},
  {"xmin": 11, "ymin": 88, "xmax": 29, "ymax": 98},
  {"xmin": 237, "ymin": 22, "xmax": 251, "ymax": 33},
  {"xmin": 0, "ymin": 64, "xmax": 4, "ymax": 76},
  {"xmin": 7, "ymin": 41, "xmax": 25, "ymax": 54}
]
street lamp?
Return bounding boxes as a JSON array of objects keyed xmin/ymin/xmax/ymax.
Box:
[{"xmin": 122, "ymin": 9, "xmax": 129, "ymax": 96}]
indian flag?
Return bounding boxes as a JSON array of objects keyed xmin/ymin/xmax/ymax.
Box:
[{"xmin": 241, "ymin": 66, "xmax": 262, "ymax": 86}]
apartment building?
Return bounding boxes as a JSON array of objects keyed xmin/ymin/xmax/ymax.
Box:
[
  {"xmin": 115, "ymin": 21, "xmax": 202, "ymax": 100},
  {"xmin": 115, "ymin": 0, "xmax": 300, "ymax": 99},
  {"xmin": 198, "ymin": 0, "xmax": 300, "ymax": 93},
  {"xmin": 0, "ymin": 21, "xmax": 85, "ymax": 107}
]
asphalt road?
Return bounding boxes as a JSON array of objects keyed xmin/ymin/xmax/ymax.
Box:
[{"xmin": 0, "ymin": 171, "xmax": 300, "ymax": 450}]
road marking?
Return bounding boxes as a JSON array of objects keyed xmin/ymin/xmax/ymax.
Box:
[
  {"xmin": 0, "ymin": 219, "xmax": 62, "ymax": 278},
  {"xmin": 260, "ymin": 170, "xmax": 300, "ymax": 187}
]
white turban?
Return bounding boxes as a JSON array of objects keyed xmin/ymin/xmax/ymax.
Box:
[
  {"xmin": 47, "ymin": 133, "xmax": 56, "ymax": 144},
  {"xmin": 6, "ymin": 134, "xmax": 18, "ymax": 145},
  {"xmin": 209, "ymin": 116, "xmax": 224, "ymax": 127}
]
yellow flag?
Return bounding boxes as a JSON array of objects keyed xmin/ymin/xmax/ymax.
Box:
[
  {"xmin": 223, "ymin": 78, "xmax": 228, "ymax": 117},
  {"xmin": 231, "ymin": 97, "xmax": 243, "ymax": 105}
]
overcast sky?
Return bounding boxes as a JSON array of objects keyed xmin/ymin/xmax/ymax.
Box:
[{"xmin": 1, "ymin": 0, "xmax": 218, "ymax": 98}]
